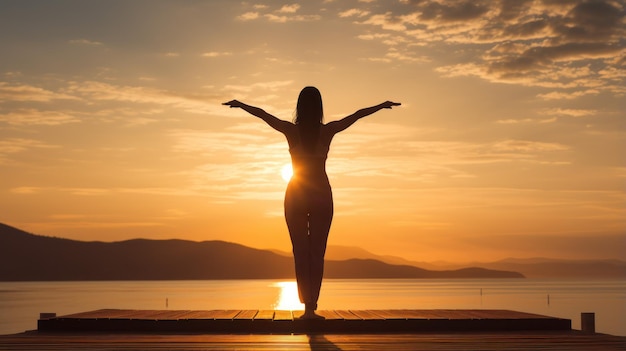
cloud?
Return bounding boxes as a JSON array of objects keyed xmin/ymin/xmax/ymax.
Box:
[
  {"xmin": 201, "ymin": 51, "xmax": 233, "ymax": 57},
  {"xmin": 224, "ymin": 80, "xmax": 293, "ymax": 93},
  {"xmin": 487, "ymin": 42, "xmax": 622, "ymax": 75},
  {"xmin": 26, "ymin": 221, "xmax": 164, "ymax": 230},
  {"xmin": 10, "ymin": 186, "xmax": 198, "ymax": 197},
  {"xmin": 237, "ymin": 3, "xmax": 320, "ymax": 22},
  {"xmin": 0, "ymin": 138, "xmax": 57, "ymax": 164},
  {"xmin": 0, "ymin": 82, "xmax": 78, "ymax": 102},
  {"xmin": 496, "ymin": 0, "xmax": 535, "ymax": 21},
  {"xmin": 65, "ymin": 188, "xmax": 112, "ymax": 196},
  {"xmin": 0, "ymin": 109, "xmax": 80, "ymax": 126},
  {"xmin": 366, "ymin": 47, "xmax": 430, "ymax": 63},
  {"xmin": 357, "ymin": 33, "xmax": 391, "ymax": 40},
  {"xmin": 339, "ymin": 8, "xmax": 370, "ymax": 18},
  {"xmin": 64, "ymin": 81, "xmax": 226, "ymax": 115},
  {"xmin": 539, "ymin": 108, "xmax": 597, "ymax": 117},
  {"xmin": 496, "ymin": 118, "xmax": 557, "ymax": 124},
  {"xmin": 123, "ymin": 117, "xmax": 159, "ymax": 127},
  {"xmin": 68, "ymin": 39, "xmax": 104, "ymax": 46},
  {"xmin": 169, "ymin": 129, "xmax": 272, "ymax": 155},
  {"xmin": 491, "ymin": 139, "xmax": 568, "ymax": 153},
  {"xmin": 417, "ymin": 1, "xmax": 491, "ymax": 22},
  {"xmin": 348, "ymin": 0, "xmax": 625, "ymax": 98},
  {"xmin": 362, "ymin": 13, "xmax": 407, "ymax": 31},
  {"xmin": 277, "ymin": 4, "xmax": 300, "ymax": 13},
  {"xmin": 264, "ymin": 13, "xmax": 321, "ymax": 22},
  {"xmin": 365, "ymin": 52, "xmax": 429, "ymax": 63},
  {"xmin": 536, "ymin": 89, "xmax": 600, "ymax": 100},
  {"xmin": 552, "ymin": 0, "xmax": 625, "ymax": 42},
  {"xmin": 10, "ymin": 187, "xmax": 43, "ymax": 194},
  {"xmin": 238, "ymin": 11, "xmax": 260, "ymax": 21},
  {"xmin": 0, "ymin": 138, "xmax": 57, "ymax": 154}
]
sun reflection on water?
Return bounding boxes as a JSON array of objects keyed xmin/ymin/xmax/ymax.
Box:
[{"xmin": 272, "ymin": 281, "xmax": 304, "ymax": 310}]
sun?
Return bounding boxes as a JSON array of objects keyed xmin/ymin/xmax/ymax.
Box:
[{"xmin": 281, "ymin": 163, "xmax": 293, "ymax": 182}]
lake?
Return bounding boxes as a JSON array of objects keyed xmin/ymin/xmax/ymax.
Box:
[{"xmin": 1, "ymin": 279, "xmax": 624, "ymax": 336}]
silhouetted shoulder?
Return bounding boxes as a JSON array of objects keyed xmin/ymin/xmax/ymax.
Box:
[
  {"xmin": 267, "ymin": 116, "xmax": 295, "ymax": 135},
  {"xmin": 322, "ymin": 120, "xmax": 349, "ymax": 136},
  {"xmin": 283, "ymin": 123, "xmax": 302, "ymax": 149}
]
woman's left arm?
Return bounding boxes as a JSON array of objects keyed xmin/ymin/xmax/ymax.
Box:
[
  {"xmin": 326, "ymin": 101, "xmax": 400, "ymax": 134},
  {"xmin": 223, "ymin": 100, "xmax": 291, "ymax": 133}
]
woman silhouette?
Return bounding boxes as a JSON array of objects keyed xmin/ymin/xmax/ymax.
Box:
[{"xmin": 224, "ymin": 87, "xmax": 400, "ymax": 319}]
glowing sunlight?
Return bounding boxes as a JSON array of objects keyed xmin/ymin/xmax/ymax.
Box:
[
  {"xmin": 280, "ymin": 163, "xmax": 293, "ymax": 182},
  {"xmin": 272, "ymin": 281, "xmax": 303, "ymax": 310}
]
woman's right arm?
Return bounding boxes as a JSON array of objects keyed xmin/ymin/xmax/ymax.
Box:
[{"xmin": 223, "ymin": 100, "xmax": 291, "ymax": 133}]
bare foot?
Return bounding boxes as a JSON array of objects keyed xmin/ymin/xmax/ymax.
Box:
[{"xmin": 298, "ymin": 310, "xmax": 325, "ymax": 320}]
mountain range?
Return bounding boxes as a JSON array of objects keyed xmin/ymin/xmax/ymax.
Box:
[
  {"xmin": 0, "ymin": 223, "xmax": 523, "ymax": 281},
  {"xmin": 318, "ymin": 245, "xmax": 626, "ymax": 279},
  {"xmin": 3, "ymin": 222, "xmax": 623, "ymax": 280}
]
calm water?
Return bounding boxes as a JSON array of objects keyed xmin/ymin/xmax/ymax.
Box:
[{"xmin": 0, "ymin": 279, "xmax": 624, "ymax": 336}]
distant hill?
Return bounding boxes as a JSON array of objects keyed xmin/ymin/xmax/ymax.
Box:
[
  {"xmin": 473, "ymin": 258, "xmax": 626, "ymax": 279},
  {"xmin": 271, "ymin": 245, "xmax": 451, "ymax": 270},
  {"xmin": 319, "ymin": 245, "xmax": 626, "ymax": 279},
  {"xmin": 0, "ymin": 223, "xmax": 523, "ymax": 281},
  {"xmin": 323, "ymin": 245, "xmax": 448, "ymax": 270}
]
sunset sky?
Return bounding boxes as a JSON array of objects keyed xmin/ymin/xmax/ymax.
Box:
[{"xmin": 1, "ymin": 0, "xmax": 624, "ymax": 263}]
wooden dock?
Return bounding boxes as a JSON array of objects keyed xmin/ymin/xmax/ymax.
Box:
[{"xmin": 38, "ymin": 309, "xmax": 572, "ymax": 334}]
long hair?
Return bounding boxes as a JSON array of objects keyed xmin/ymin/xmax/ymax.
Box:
[{"xmin": 294, "ymin": 86, "xmax": 323, "ymax": 152}]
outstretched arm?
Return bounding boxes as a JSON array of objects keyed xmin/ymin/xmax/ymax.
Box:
[
  {"xmin": 326, "ymin": 101, "xmax": 401, "ymax": 134},
  {"xmin": 223, "ymin": 100, "xmax": 291, "ymax": 133}
]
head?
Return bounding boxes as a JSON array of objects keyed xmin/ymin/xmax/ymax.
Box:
[{"xmin": 294, "ymin": 86, "xmax": 323, "ymax": 125}]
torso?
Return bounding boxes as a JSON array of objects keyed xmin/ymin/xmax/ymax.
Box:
[{"xmin": 286, "ymin": 124, "xmax": 333, "ymax": 187}]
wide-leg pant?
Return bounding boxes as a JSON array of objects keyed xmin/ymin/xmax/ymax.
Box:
[{"xmin": 284, "ymin": 180, "xmax": 333, "ymax": 309}]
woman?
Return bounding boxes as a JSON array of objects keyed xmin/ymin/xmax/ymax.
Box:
[{"xmin": 224, "ymin": 87, "xmax": 400, "ymax": 319}]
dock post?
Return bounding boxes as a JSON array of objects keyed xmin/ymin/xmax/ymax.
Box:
[{"xmin": 581, "ymin": 312, "xmax": 595, "ymax": 333}]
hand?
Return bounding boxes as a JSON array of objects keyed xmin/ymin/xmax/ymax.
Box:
[
  {"xmin": 381, "ymin": 101, "xmax": 401, "ymax": 109},
  {"xmin": 223, "ymin": 100, "xmax": 244, "ymax": 108}
]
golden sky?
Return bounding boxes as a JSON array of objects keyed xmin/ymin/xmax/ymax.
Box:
[{"xmin": 1, "ymin": 0, "xmax": 624, "ymax": 262}]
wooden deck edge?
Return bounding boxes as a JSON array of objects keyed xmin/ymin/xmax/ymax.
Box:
[{"xmin": 38, "ymin": 315, "xmax": 572, "ymax": 334}]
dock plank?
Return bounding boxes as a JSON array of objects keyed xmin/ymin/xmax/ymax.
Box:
[
  {"xmin": 117, "ymin": 310, "xmax": 157, "ymax": 319},
  {"xmin": 178, "ymin": 310, "xmax": 223, "ymax": 319},
  {"xmin": 316, "ymin": 310, "xmax": 342, "ymax": 320},
  {"xmin": 334, "ymin": 310, "xmax": 361, "ymax": 320},
  {"xmin": 233, "ymin": 310, "xmax": 257, "ymax": 320},
  {"xmin": 395, "ymin": 310, "xmax": 451, "ymax": 319},
  {"xmin": 350, "ymin": 310, "xmax": 384, "ymax": 320},
  {"xmin": 129, "ymin": 310, "xmax": 191, "ymax": 320},
  {"xmin": 254, "ymin": 310, "xmax": 275, "ymax": 320},
  {"xmin": 210, "ymin": 310, "xmax": 240, "ymax": 320},
  {"xmin": 273, "ymin": 310, "xmax": 293, "ymax": 321},
  {"xmin": 61, "ymin": 309, "xmax": 121, "ymax": 319},
  {"xmin": 369, "ymin": 310, "xmax": 409, "ymax": 320},
  {"xmin": 398, "ymin": 310, "xmax": 448, "ymax": 319}
]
